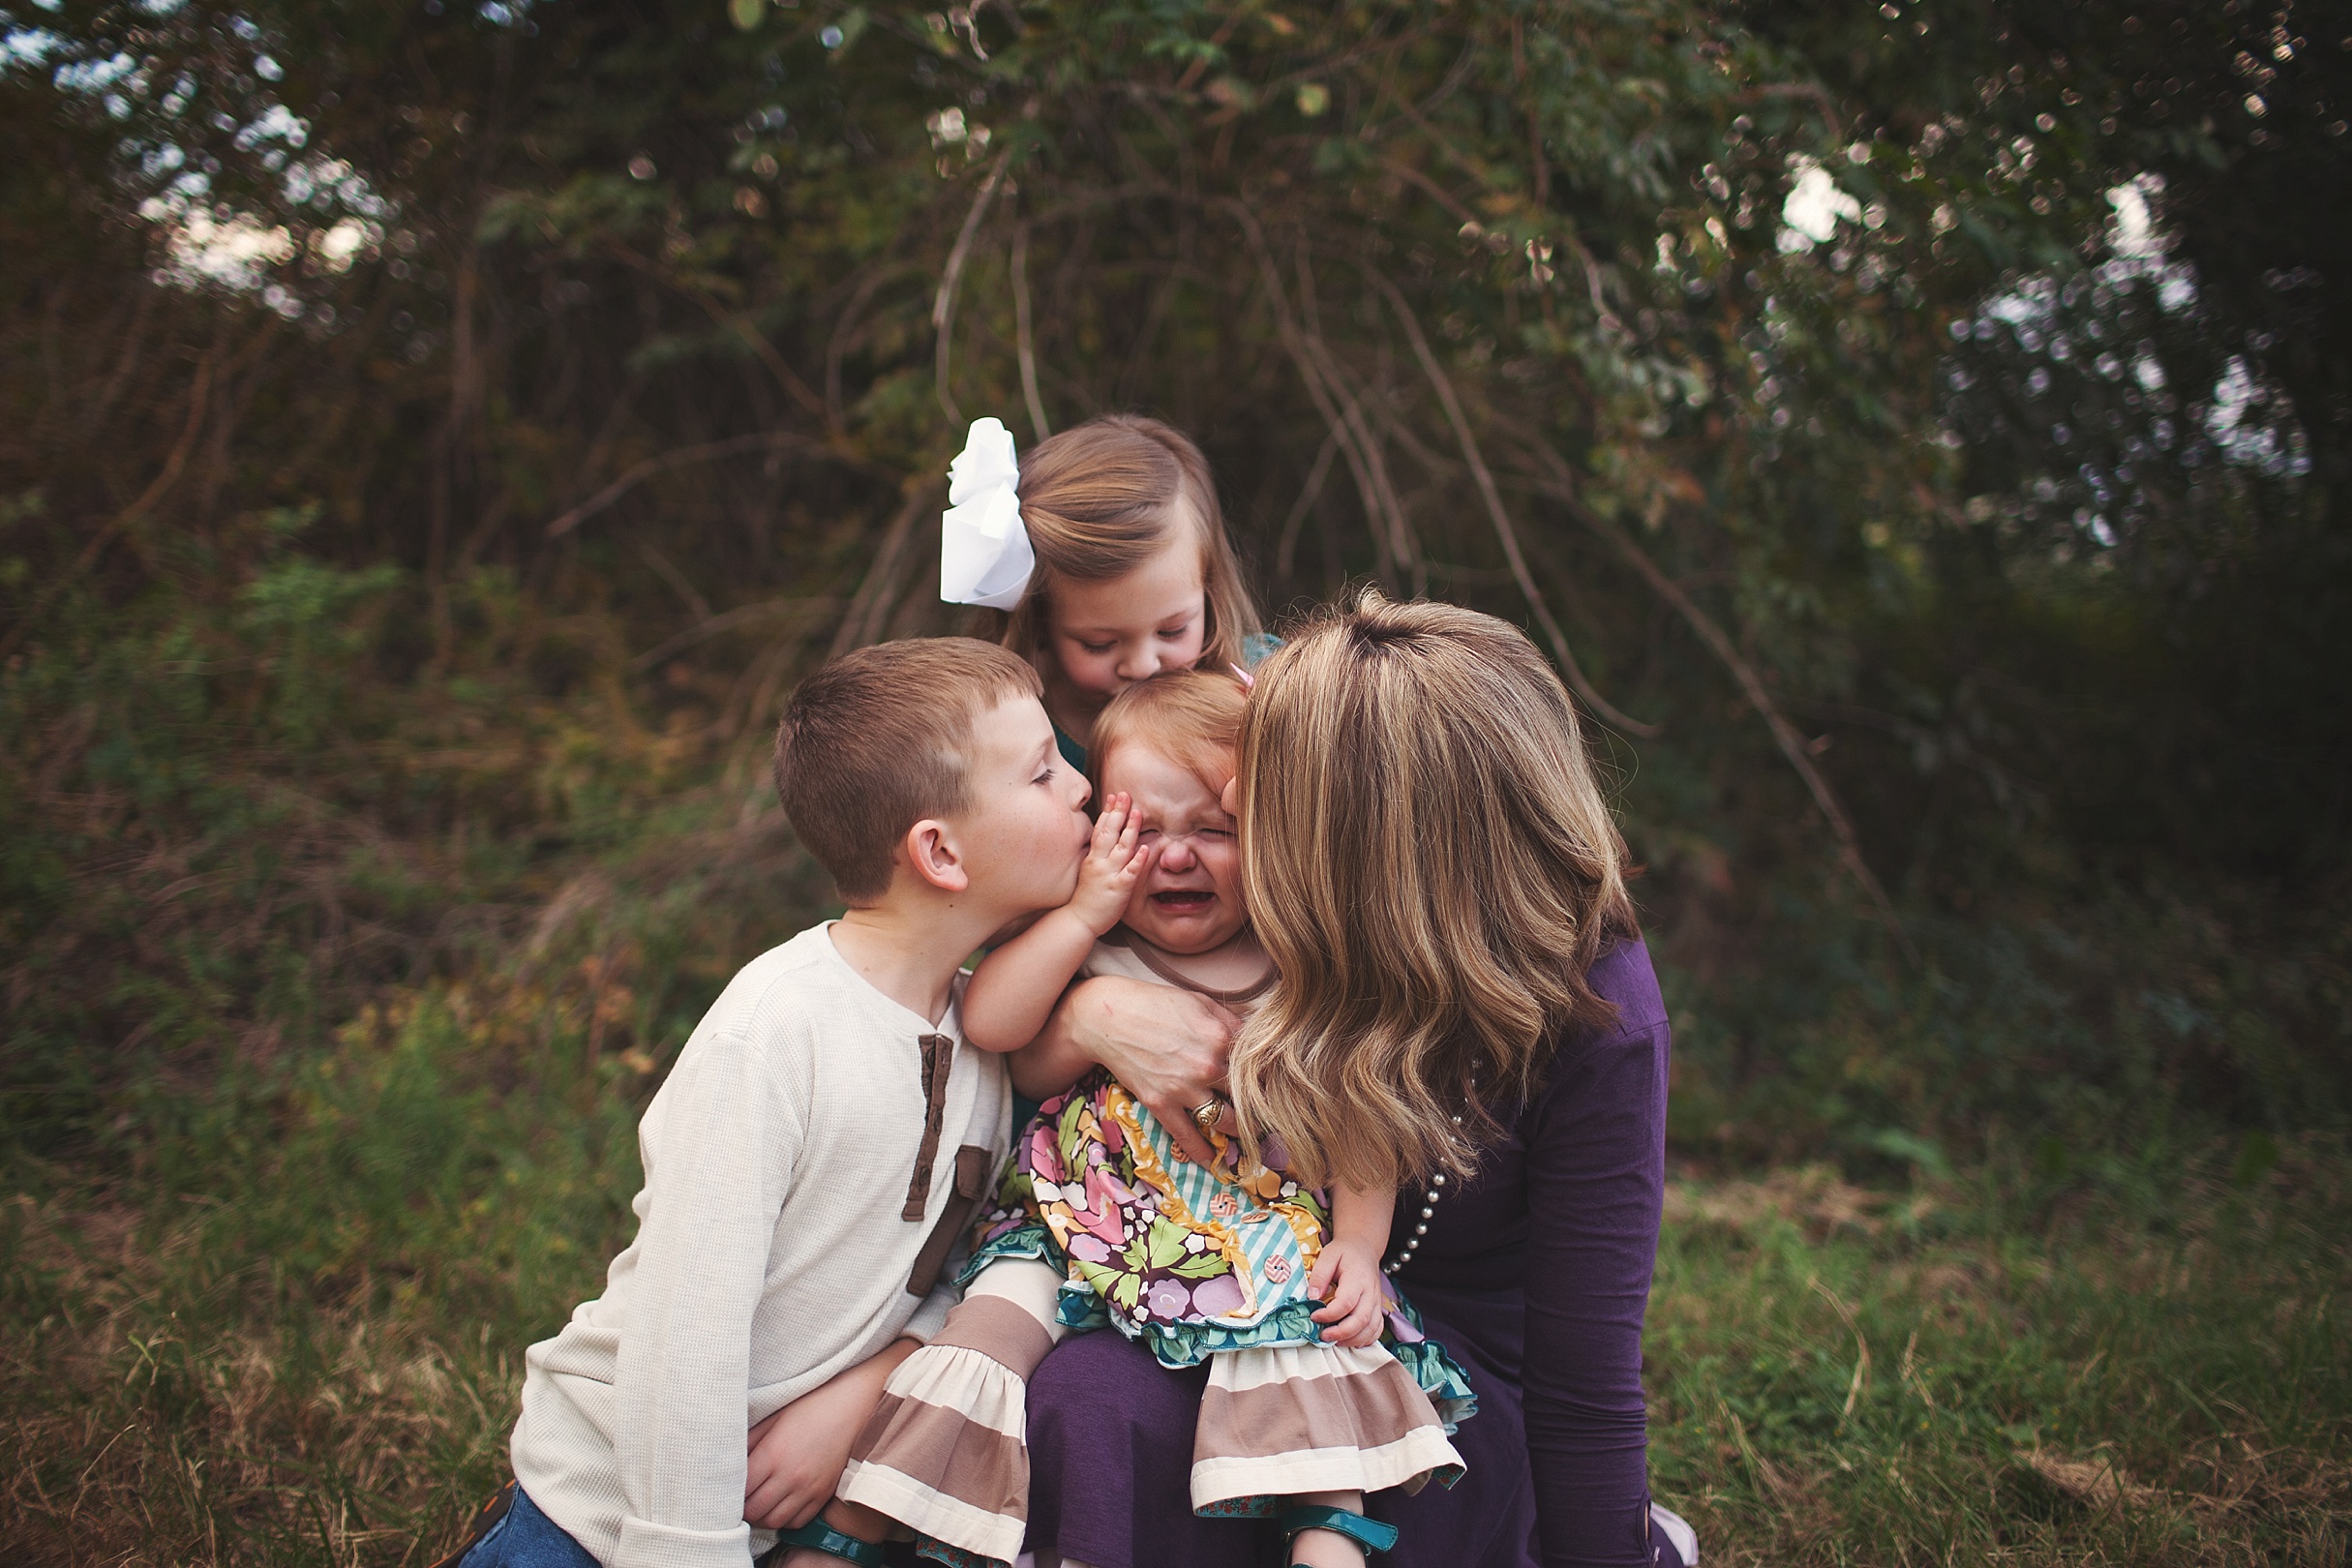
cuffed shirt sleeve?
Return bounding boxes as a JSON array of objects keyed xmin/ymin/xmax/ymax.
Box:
[
  {"xmin": 611, "ymin": 1030, "xmax": 799, "ymax": 1568},
  {"xmin": 614, "ymin": 1516, "xmax": 753, "ymax": 1568}
]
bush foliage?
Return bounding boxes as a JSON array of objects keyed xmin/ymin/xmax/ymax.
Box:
[
  {"xmin": 3, "ymin": 2, "xmax": 2347, "ymax": 1162},
  {"xmin": 3, "ymin": 4, "xmax": 2349, "ymax": 1562}
]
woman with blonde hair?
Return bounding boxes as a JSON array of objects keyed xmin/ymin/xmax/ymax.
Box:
[{"xmin": 1010, "ymin": 591, "xmax": 1695, "ymax": 1568}]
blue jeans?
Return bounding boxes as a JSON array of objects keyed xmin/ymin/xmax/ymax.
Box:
[{"xmin": 458, "ymin": 1487, "xmax": 602, "ymax": 1568}]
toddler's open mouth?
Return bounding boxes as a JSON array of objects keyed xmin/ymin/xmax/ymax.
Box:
[{"xmin": 1150, "ymin": 890, "xmax": 1216, "ymax": 910}]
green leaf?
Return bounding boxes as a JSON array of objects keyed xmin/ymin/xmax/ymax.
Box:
[
  {"xmin": 1145, "ymin": 1220, "xmax": 1190, "ymax": 1270},
  {"xmin": 1863, "ymin": 1129, "xmax": 1952, "ymax": 1182}
]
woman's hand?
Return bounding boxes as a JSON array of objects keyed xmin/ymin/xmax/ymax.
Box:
[
  {"xmin": 743, "ymin": 1338, "xmax": 917, "ymax": 1529},
  {"xmin": 1012, "ymin": 976, "xmax": 1236, "ymax": 1164},
  {"xmin": 1307, "ymin": 1236, "xmax": 1386, "ymax": 1348}
]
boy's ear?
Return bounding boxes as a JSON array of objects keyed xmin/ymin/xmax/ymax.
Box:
[
  {"xmin": 901, "ymin": 817, "xmax": 971, "ymax": 894},
  {"xmin": 1220, "ymin": 776, "xmax": 1241, "ymax": 819}
]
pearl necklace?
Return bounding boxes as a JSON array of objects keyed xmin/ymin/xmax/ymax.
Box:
[{"xmin": 1381, "ymin": 1106, "xmax": 1465, "ymax": 1278}]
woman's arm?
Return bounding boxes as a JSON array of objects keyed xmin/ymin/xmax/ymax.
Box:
[
  {"xmin": 1520, "ymin": 1008, "xmax": 1672, "ymax": 1567},
  {"xmin": 1011, "ymin": 975, "xmax": 1237, "ymax": 1164},
  {"xmin": 964, "ymin": 795, "xmax": 1153, "ymax": 1052}
]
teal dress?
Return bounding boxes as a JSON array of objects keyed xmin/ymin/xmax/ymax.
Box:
[{"xmin": 1053, "ymin": 722, "xmax": 1088, "ymax": 773}]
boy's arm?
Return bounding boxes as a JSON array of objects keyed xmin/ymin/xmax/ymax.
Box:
[
  {"xmin": 744, "ymin": 1336, "xmax": 920, "ymax": 1529},
  {"xmin": 963, "ymin": 793, "xmax": 1154, "ymax": 1053},
  {"xmin": 609, "ymin": 1028, "xmax": 800, "ymax": 1568}
]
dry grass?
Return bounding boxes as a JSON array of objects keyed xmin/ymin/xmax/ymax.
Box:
[
  {"xmin": 6, "ymin": 1138, "xmax": 2347, "ymax": 1565},
  {"xmin": 1647, "ymin": 1152, "xmax": 2352, "ymax": 1565},
  {"xmin": 2, "ymin": 1191, "xmax": 514, "ymax": 1566}
]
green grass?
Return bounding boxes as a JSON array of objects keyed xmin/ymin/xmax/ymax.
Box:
[
  {"xmin": 0, "ymin": 980, "xmax": 652, "ymax": 1566},
  {"xmin": 3, "ymin": 558, "xmax": 2345, "ymax": 1564},
  {"xmin": 1647, "ymin": 1157, "xmax": 2351, "ymax": 1566},
  {"xmin": 4, "ymin": 987, "xmax": 2345, "ymax": 1566}
]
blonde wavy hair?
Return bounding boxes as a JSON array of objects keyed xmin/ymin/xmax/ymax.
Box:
[
  {"xmin": 996, "ymin": 415, "xmax": 1260, "ymax": 676},
  {"xmin": 1227, "ymin": 591, "xmax": 1637, "ymax": 1191}
]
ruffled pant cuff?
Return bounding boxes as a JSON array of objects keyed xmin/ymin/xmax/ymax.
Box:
[{"xmin": 1190, "ymin": 1342, "xmax": 1465, "ymax": 1513}]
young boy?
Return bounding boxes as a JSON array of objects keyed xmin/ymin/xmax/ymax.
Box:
[{"xmin": 445, "ymin": 638, "xmax": 1098, "ymax": 1568}]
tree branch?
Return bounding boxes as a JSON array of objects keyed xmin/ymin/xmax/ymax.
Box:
[
  {"xmin": 933, "ymin": 152, "xmax": 1010, "ymax": 427},
  {"xmin": 829, "ymin": 481, "xmax": 938, "ymax": 658},
  {"xmin": 826, "ymin": 258, "xmax": 916, "ymax": 440},
  {"xmin": 1371, "ymin": 271, "xmax": 1663, "ymax": 739},
  {"xmin": 1, "ymin": 335, "xmax": 219, "ymax": 660},
  {"xmin": 543, "ymin": 431, "xmax": 877, "ymax": 538},
  {"xmin": 1010, "ymin": 222, "xmax": 1051, "ymax": 441},
  {"xmin": 1294, "ymin": 247, "xmax": 1423, "ymax": 592},
  {"xmin": 1374, "ymin": 154, "xmax": 1482, "ymax": 228},
  {"xmin": 1518, "ymin": 441, "xmax": 1915, "ymax": 959},
  {"xmin": 629, "ymin": 596, "xmax": 838, "ymax": 674},
  {"xmin": 1277, "ymin": 427, "xmax": 1341, "ymax": 583},
  {"xmin": 602, "ymin": 240, "xmax": 827, "ymax": 423},
  {"xmin": 1222, "ymin": 198, "xmax": 1401, "ymax": 588}
]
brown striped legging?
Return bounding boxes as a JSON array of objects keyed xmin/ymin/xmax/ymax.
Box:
[{"xmin": 837, "ymin": 1258, "xmax": 1460, "ymax": 1568}]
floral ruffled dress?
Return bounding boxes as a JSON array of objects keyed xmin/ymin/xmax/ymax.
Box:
[{"xmin": 965, "ymin": 933, "xmax": 1475, "ymax": 1514}]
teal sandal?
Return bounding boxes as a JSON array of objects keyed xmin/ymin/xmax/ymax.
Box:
[
  {"xmin": 757, "ymin": 1517, "xmax": 888, "ymax": 1568},
  {"xmin": 1280, "ymin": 1503, "xmax": 1400, "ymax": 1565}
]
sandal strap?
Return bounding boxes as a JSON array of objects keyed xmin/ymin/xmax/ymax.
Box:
[
  {"xmin": 1279, "ymin": 1504, "xmax": 1401, "ymax": 1555},
  {"xmin": 759, "ymin": 1517, "xmax": 889, "ymax": 1568}
]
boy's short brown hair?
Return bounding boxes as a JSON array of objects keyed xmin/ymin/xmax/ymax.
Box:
[
  {"xmin": 774, "ymin": 638, "xmax": 1043, "ymax": 904},
  {"xmin": 1087, "ymin": 668, "xmax": 1250, "ymax": 800}
]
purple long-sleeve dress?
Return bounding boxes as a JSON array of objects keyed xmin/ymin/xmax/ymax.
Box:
[{"xmin": 1018, "ymin": 938, "xmax": 1677, "ymax": 1568}]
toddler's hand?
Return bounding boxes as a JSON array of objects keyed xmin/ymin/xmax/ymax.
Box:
[
  {"xmin": 1307, "ymin": 1236, "xmax": 1385, "ymax": 1349},
  {"xmin": 1066, "ymin": 792, "xmax": 1156, "ymax": 937}
]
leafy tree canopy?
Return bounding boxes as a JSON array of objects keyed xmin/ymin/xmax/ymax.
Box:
[{"xmin": 3, "ymin": 0, "xmax": 2346, "ymax": 1161}]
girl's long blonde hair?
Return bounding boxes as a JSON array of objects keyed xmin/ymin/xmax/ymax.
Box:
[
  {"xmin": 1227, "ymin": 590, "xmax": 1637, "ymax": 1191},
  {"xmin": 997, "ymin": 414, "xmax": 1260, "ymax": 674}
]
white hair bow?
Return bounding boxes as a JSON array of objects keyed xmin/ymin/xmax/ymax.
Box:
[{"xmin": 939, "ymin": 417, "xmax": 1036, "ymax": 611}]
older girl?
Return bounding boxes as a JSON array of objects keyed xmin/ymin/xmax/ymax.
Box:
[
  {"xmin": 1018, "ymin": 592, "xmax": 1696, "ymax": 1568},
  {"xmin": 938, "ymin": 413, "xmax": 1267, "ymax": 769}
]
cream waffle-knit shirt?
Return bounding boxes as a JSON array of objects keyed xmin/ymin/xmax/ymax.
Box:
[{"xmin": 510, "ymin": 922, "xmax": 1012, "ymax": 1568}]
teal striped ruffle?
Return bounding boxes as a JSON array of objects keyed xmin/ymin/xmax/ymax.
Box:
[{"xmin": 958, "ymin": 1221, "xmax": 1478, "ymax": 1432}]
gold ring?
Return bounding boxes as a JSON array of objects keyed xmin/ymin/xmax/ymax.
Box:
[{"xmin": 1191, "ymin": 1097, "xmax": 1223, "ymax": 1134}]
